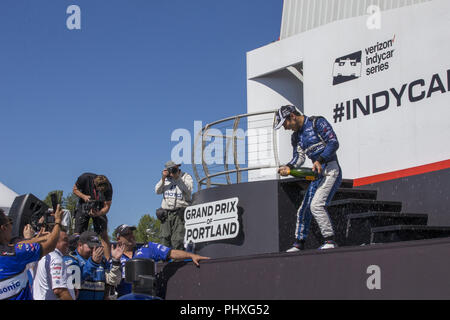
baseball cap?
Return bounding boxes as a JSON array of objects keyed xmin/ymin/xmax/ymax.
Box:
[
  {"xmin": 114, "ymin": 224, "xmax": 137, "ymax": 239},
  {"xmin": 274, "ymin": 105, "xmax": 302, "ymax": 130},
  {"xmin": 79, "ymin": 231, "xmax": 102, "ymax": 248},
  {"xmin": 165, "ymin": 160, "xmax": 181, "ymax": 169},
  {"xmin": 68, "ymin": 234, "xmax": 80, "ymax": 251}
]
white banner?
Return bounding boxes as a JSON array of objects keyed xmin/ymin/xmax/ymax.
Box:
[
  {"xmin": 184, "ymin": 197, "xmax": 239, "ymax": 244},
  {"xmin": 247, "ymin": 0, "xmax": 450, "ymax": 180}
]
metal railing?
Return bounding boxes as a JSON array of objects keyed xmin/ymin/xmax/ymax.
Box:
[{"xmin": 192, "ymin": 110, "xmax": 280, "ymax": 189}]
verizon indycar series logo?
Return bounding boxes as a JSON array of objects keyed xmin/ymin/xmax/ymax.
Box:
[
  {"xmin": 332, "ymin": 35, "xmax": 396, "ymax": 86},
  {"xmin": 332, "ymin": 51, "xmax": 362, "ymax": 85}
]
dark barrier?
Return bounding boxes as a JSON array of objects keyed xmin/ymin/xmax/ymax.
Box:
[
  {"xmin": 8, "ymin": 193, "xmax": 48, "ymax": 239},
  {"xmin": 158, "ymin": 237, "xmax": 450, "ymax": 299}
]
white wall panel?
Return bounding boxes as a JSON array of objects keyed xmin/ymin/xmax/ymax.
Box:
[{"xmin": 280, "ymin": 0, "xmax": 432, "ymax": 39}]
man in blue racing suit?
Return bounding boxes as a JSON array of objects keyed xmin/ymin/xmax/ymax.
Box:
[
  {"xmin": 274, "ymin": 105, "xmax": 342, "ymax": 251},
  {"xmin": 64, "ymin": 230, "xmax": 123, "ymax": 300},
  {"xmin": 113, "ymin": 224, "xmax": 209, "ymax": 298},
  {"xmin": 0, "ymin": 206, "xmax": 63, "ymax": 300}
]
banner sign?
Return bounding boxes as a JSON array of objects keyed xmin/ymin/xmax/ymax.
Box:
[
  {"xmin": 184, "ymin": 197, "xmax": 239, "ymax": 244},
  {"xmin": 247, "ymin": 0, "xmax": 450, "ymax": 181}
]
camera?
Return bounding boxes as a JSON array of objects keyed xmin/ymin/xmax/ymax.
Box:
[
  {"xmin": 83, "ymin": 200, "xmax": 104, "ymax": 213},
  {"xmin": 167, "ymin": 166, "xmax": 179, "ymax": 175},
  {"xmin": 30, "ymin": 208, "xmax": 54, "ymax": 232},
  {"xmin": 29, "ymin": 192, "xmax": 59, "ymax": 232},
  {"xmin": 82, "ymin": 190, "xmax": 105, "ymax": 213}
]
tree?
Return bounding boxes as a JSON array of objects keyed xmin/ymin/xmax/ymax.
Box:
[
  {"xmin": 62, "ymin": 192, "xmax": 79, "ymax": 234},
  {"xmin": 135, "ymin": 214, "xmax": 161, "ymax": 243},
  {"xmin": 63, "ymin": 192, "xmax": 78, "ymax": 216},
  {"xmin": 43, "ymin": 190, "xmax": 64, "ymax": 209}
]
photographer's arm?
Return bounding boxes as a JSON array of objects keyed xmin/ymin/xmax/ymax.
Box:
[
  {"xmin": 95, "ymin": 201, "xmax": 111, "ymax": 217},
  {"xmin": 73, "ymin": 184, "xmax": 90, "ymax": 202},
  {"xmin": 155, "ymin": 181, "xmax": 164, "ymax": 194},
  {"xmin": 175, "ymin": 173, "xmax": 193, "ymax": 198},
  {"xmin": 155, "ymin": 170, "xmax": 170, "ymax": 194}
]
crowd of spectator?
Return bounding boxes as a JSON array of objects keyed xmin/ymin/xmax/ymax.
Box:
[{"xmin": 0, "ymin": 168, "xmax": 209, "ymax": 300}]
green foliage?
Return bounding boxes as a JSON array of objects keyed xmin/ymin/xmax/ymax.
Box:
[
  {"xmin": 62, "ymin": 192, "xmax": 79, "ymax": 234},
  {"xmin": 43, "ymin": 191, "xmax": 81, "ymax": 234},
  {"xmin": 43, "ymin": 190, "xmax": 64, "ymax": 209},
  {"xmin": 135, "ymin": 214, "xmax": 161, "ymax": 243},
  {"xmin": 63, "ymin": 192, "xmax": 78, "ymax": 216}
]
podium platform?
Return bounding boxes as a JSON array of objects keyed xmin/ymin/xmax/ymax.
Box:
[{"xmin": 191, "ymin": 176, "xmax": 450, "ymax": 258}]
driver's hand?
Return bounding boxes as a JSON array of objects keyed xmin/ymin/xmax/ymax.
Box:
[
  {"xmin": 312, "ymin": 161, "xmax": 323, "ymax": 176},
  {"xmin": 278, "ymin": 166, "xmax": 290, "ymax": 176}
]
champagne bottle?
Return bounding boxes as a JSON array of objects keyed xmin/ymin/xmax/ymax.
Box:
[{"xmin": 286, "ymin": 167, "xmax": 317, "ymax": 181}]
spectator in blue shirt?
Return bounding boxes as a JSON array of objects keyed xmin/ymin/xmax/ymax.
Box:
[
  {"xmin": 64, "ymin": 231, "xmax": 124, "ymax": 300},
  {"xmin": 113, "ymin": 224, "xmax": 209, "ymax": 298},
  {"xmin": 0, "ymin": 206, "xmax": 63, "ymax": 300}
]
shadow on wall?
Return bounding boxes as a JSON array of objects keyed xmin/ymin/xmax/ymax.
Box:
[{"xmin": 250, "ymin": 67, "xmax": 304, "ymax": 111}]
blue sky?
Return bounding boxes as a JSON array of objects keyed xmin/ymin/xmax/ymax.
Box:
[{"xmin": 0, "ymin": 0, "xmax": 282, "ymax": 232}]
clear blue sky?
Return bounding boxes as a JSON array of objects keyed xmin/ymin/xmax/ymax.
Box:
[{"xmin": 0, "ymin": 0, "xmax": 282, "ymax": 232}]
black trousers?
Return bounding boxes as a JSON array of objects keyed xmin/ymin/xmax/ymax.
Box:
[{"xmin": 74, "ymin": 203, "xmax": 108, "ymax": 235}]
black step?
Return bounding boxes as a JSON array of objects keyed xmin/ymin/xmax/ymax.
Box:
[
  {"xmin": 340, "ymin": 179, "xmax": 354, "ymax": 188},
  {"xmin": 325, "ymin": 200, "xmax": 402, "ymax": 247},
  {"xmin": 345, "ymin": 212, "xmax": 428, "ymax": 246},
  {"xmin": 329, "ymin": 199, "xmax": 402, "ymax": 214},
  {"xmin": 332, "ymin": 188, "xmax": 377, "ymax": 201},
  {"xmin": 370, "ymin": 225, "xmax": 450, "ymax": 244}
]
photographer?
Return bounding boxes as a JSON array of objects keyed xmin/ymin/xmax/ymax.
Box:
[
  {"xmin": 73, "ymin": 173, "xmax": 113, "ymax": 241},
  {"xmin": 0, "ymin": 206, "xmax": 63, "ymax": 300},
  {"xmin": 155, "ymin": 161, "xmax": 193, "ymax": 250}
]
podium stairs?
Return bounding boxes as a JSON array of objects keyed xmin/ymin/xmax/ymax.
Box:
[{"xmin": 305, "ymin": 180, "xmax": 450, "ymax": 248}]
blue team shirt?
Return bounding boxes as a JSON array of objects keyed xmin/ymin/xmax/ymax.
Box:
[
  {"xmin": 64, "ymin": 250, "xmax": 110, "ymax": 300},
  {"xmin": 0, "ymin": 243, "xmax": 41, "ymax": 300},
  {"xmin": 116, "ymin": 242, "xmax": 171, "ymax": 297}
]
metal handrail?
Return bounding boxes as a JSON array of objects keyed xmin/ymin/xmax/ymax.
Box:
[
  {"xmin": 197, "ymin": 165, "xmax": 276, "ymax": 186},
  {"xmin": 192, "ymin": 110, "xmax": 279, "ymax": 189}
]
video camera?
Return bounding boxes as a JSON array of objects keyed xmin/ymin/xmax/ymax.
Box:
[
  {"xmin": 82, "ymin": 199, "xmax": 105, "ymax": 213},
  {"xmin": 30, "ymin": 192, "xmax": 58, "ymax": 232},
  {"xmin": 82, "ymin": 191, "xmax": 105, "ymax": 213}
]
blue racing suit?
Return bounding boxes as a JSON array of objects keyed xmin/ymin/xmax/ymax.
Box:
[
  {"xmin": 0, "ymin": 242, "xmax": 41, "ymax": 300},
  {"xmin": 116, "ymin": 242, "xmax": 171, "ymax": 298},
  {"xmin": 287, "ymin": 116, "xmax": 342, "ymax": 241},
  {"xmin": 64, "ymin": 250, "xmax": 111, "ymax": 300}
]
